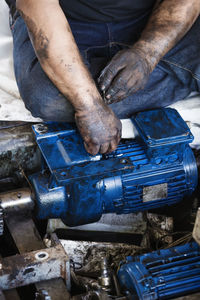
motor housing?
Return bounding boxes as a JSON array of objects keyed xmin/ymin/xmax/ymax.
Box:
[
  {"xmin": 118, "ymin": 242, "xmax": 200, "ymax": 299},
  {"xmin": 30, "ymin": 108, "xmax": 198, "ymax": 226}
]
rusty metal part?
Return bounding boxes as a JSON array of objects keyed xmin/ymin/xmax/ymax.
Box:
[
  {"xmin": 0, "ymin": 240, "xmax": 69, "ymax": 290},
  {"xmin": 71, "ymin": 273, "xmax": 124, "ymax": 300},
  {"xmin": 72, "ymin": 290, "xmax": 111, "ymax": 300},
  {"xmin": 0, "ymin": 254, "xmax": 20, "ymax": 300},
  {"xmin": 5, "ymin": 216, "xmax": 70, "ymax": 300},
  {"xmin": 193, "ymin": 207, "xmax": 200, "ymax": 245},
  {"xmin": 0, "ymin": 122, "xmax": 40, "ymax": 182},
  {"xmin": 61, "ymin": 239, "xmax": 144, "ymax": 274},
  {"xmin": 0, "ymin": 188, "xmax": 34, "ymax": 217},
  {"xmin": 147, "ymin": 213, "xmax": 174, "ymax": 247},
  {"xmin": 98, "ymin": 257, "xmax": 112, "ymax": 292}
]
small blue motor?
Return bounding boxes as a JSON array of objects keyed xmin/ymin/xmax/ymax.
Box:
[
  {"xmin": 30, "ymin": 108, "xmax": 198, "ymax": 226},
  {"xmin": 118, "ymin": 242, "xmax": 200, "ymax": 299}
]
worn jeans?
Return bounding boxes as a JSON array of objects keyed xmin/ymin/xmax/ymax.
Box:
[{"xmin": 11, "ymin": 12, "xmax": 200, "ymax": 121}]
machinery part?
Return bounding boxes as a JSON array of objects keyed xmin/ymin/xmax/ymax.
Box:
[
  {"xmin": 0, "ymin": 234, "xmax": 70, "ymax": 291},
  {"xmin": 118, "ymin": 242, "xmax": 200, "ymax": 300},
  {"xmin": 70, "ymin": 262, "xmax": 124, "ymax": 300},
  {"xmin": 47, "ymin": 212, "xmax": 146, "ymax": 235},
  {"xmin": 0, "ymin": 188, "xmax": 34, "ymax": 236},
  {"xmin": 0, "ymin": 205, "xmax": 3, "ymax": 236},
  {"xmin": 0, "ymin": 188, "xmax": 34, "ymax": 216},
  {"xmin": 72, "ymin": 290, "xmax": 112, "ymax": 300},
  {"xmin": 0, "ymin": 122, "xmax": 40, "ymax": 183},
  {"xmin": 30, "ymin": 108, "xmax": 198, "ymax": 226},
  {"xmin": 98, "ymin": 257, "xmax": 112, "ymax": 292},
  {"xmin": 5, "ymin": 216, "xmax": 70, "ymax": 299},
  {"xmin": 147, "ymin": 213, "xmax": 174, "ymax": 247},
  {"xmin": 193, "ymin": 207, "xmax": 200, "ymax": 245},
  {"xmin": 60, "ymin": 239, "xmax": 143, "ymax": 273},
  {"xmin": 35, "ymin": 289, "xmax": 51, "ymax": 300}
]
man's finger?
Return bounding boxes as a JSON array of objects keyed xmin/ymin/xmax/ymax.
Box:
[
  {"xmin": 105, "ymin": 87, "xmax": 120, "ymax": 101},
  {"xmin": 98, "ymin": 67, "xmax": 117, "ymax": 92},
  {"xmin": 108, "ymin": 139, "xmax": 119, "ymax": 153},
  {"xmin": 99, "ymin": 142, "xmax": 110, "ymax": 154},
  {"xmin": 105, "ymin": 73, "xmax": 126, "ymax": 100},
  {"xmin": 112, "ymin": 90, "xmax": 126, "ymax": 103},
  {"xmin": 117, "ymin": 126, "xmax": 122, "ymax": 143},
  {"xmin": 84, "ymin": 141, "xmax": 100, "ymax": 156},
  {"xmin": 98, "ymin": 57, "xmax": 125, "ymax": 91}
]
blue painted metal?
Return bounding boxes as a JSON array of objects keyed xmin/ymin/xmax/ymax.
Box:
[
  {"xmin": 30, "ymin": 108, "xmax": 198, "ymax": 226},
  {"xmin": 118, "ymin": 242, "xmax": 200, "ymax": 300}
]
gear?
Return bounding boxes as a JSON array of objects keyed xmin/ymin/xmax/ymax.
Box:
[{"xmin": 0, "ymin": 204, "xmax": 3, "ymax": 236}]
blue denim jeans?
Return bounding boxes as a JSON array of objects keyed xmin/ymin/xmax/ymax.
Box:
[{"xmin": 11, "ymin": 12, "xmax": 200, "ymax": 121}]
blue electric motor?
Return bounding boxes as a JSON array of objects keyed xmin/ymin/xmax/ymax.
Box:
[
  {"xmin": 118, "ymin": 242, "xmax": 200, "ymax": 299},
  {"xmin": 30, "ymin": 108, "xmax": 198, "ymax": 226}
]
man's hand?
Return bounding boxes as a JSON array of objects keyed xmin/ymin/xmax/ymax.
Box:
[
  {"xmin": 98, "ymin": 48, "xmax": 152, "ymax": 104},
  {"xmin": 75, "ymin": 100, "xmax": 121, "ymax": 155},
  {"xmin": 99, "ymin": 0, "xmax": 200, "ymax": 105}
]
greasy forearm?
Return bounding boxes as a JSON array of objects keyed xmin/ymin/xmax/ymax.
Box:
[
  {"xmin": 16, "ymin": 0, "xmax": 102, "ymax": 111},
  {"xmin": 98, "ymin": 0, "xmax": 200, "ymax": 104},
  {"xmin": 134, "ymin": 0, "xmax": 200, "ymax": 70},
  {"xmin": 16, "ymin": 0, "xmax": 122, "ymax": 155}
]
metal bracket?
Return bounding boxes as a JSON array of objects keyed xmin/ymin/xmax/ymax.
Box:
[{"xmin": 0, "ymin": 234, "xmax": 70, "ymax": 291}]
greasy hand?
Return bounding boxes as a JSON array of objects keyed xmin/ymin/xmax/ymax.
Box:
[
  {"xmin": 98, "ymin": 48, "xmax": 152, "ymax": 104},
  {"xmin": 75, "ymin": 100, "xmax": 122, "ymax": 155}
]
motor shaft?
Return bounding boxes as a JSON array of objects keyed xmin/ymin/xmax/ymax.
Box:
[{"xmin": 0, "ymin": 188, "xmax": 34, "ymax": 216}]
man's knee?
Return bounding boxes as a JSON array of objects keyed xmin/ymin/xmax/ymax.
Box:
[
  {"xmin": 17, "ymin": 62, "xmax": 75, "ymax": 122},
  {"xmin": 19, "ymin": 76, "xmax": 75, "ymax": 122}
]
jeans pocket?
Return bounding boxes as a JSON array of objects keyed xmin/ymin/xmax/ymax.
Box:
[
  {"xmin": 83, "ymin": 44, "xmax": 110, "ymax": 78},
  {"xmin": 84, "ymin": 42, "xmax": 130, "ymax": 62},
  {"xmin": 84, "ymin": 43, "xmax": 132, "ymax": 79},
  {"xmin": 84, "ymin": 44, "xmax": 110, "ymax": 63}
]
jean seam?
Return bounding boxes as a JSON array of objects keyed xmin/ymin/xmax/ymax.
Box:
[
  {"xmin": 111, "ymin": 41, "xmax": 131, "ymax": 47},
  {"xmin": 106, "ymin": 23, "xmax": 112, "ymax": 42},
  {"xmin": 84, "ymin": 43, "xmax": 109, "ymax": 60},
  {"xmin": 161, "ymin": 58, "xmax": 200, "ymax": 81},
  {"xmin": 84, "ymin": 41, "xmax": 131, "ymax": 54},
  {"xmin": 84, "ymin": 42, "xmax": 131, "ymax": 62},
  {"xmin": 10, "ymin": 11, "xmax": 21, "ymax": 31}
]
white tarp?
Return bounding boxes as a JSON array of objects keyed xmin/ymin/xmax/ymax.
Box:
[
  {"xmin": 0, "ymin": 0, "xmax": 41, "ymax": 122},
  {"xmin": 0, "ymin": 1, "xmax": 200, "ymax": 148}
]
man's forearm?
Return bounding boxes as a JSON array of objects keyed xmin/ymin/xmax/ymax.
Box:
[
  {"xmin": 134, "ymin": 0, "xmax": 200, "ymax": 71},
  {"xmin": 16, "ymin": 0, "xmax": 122, "ymax": 155},
  {"xmin": 16, "ymin": 0, "xmax": 102, "ymax": 111}
]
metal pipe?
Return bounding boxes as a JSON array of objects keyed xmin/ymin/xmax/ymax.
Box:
[{"xmin": 0, "ymin": 188, "xmax": 34, "ymax": 215}]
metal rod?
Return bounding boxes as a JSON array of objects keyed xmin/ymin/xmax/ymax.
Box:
[{"xmin": 0, "ymin": 188, "xmax": 34, "ymax": 216}]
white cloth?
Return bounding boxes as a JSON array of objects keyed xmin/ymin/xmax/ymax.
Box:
[
  {"xmin": 0, "ymin": 1, "xmax": 200, "ymax": 148},
  {"xmin": 0, "ymin": 1, "xmax": 41, "ymax": 122}
]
